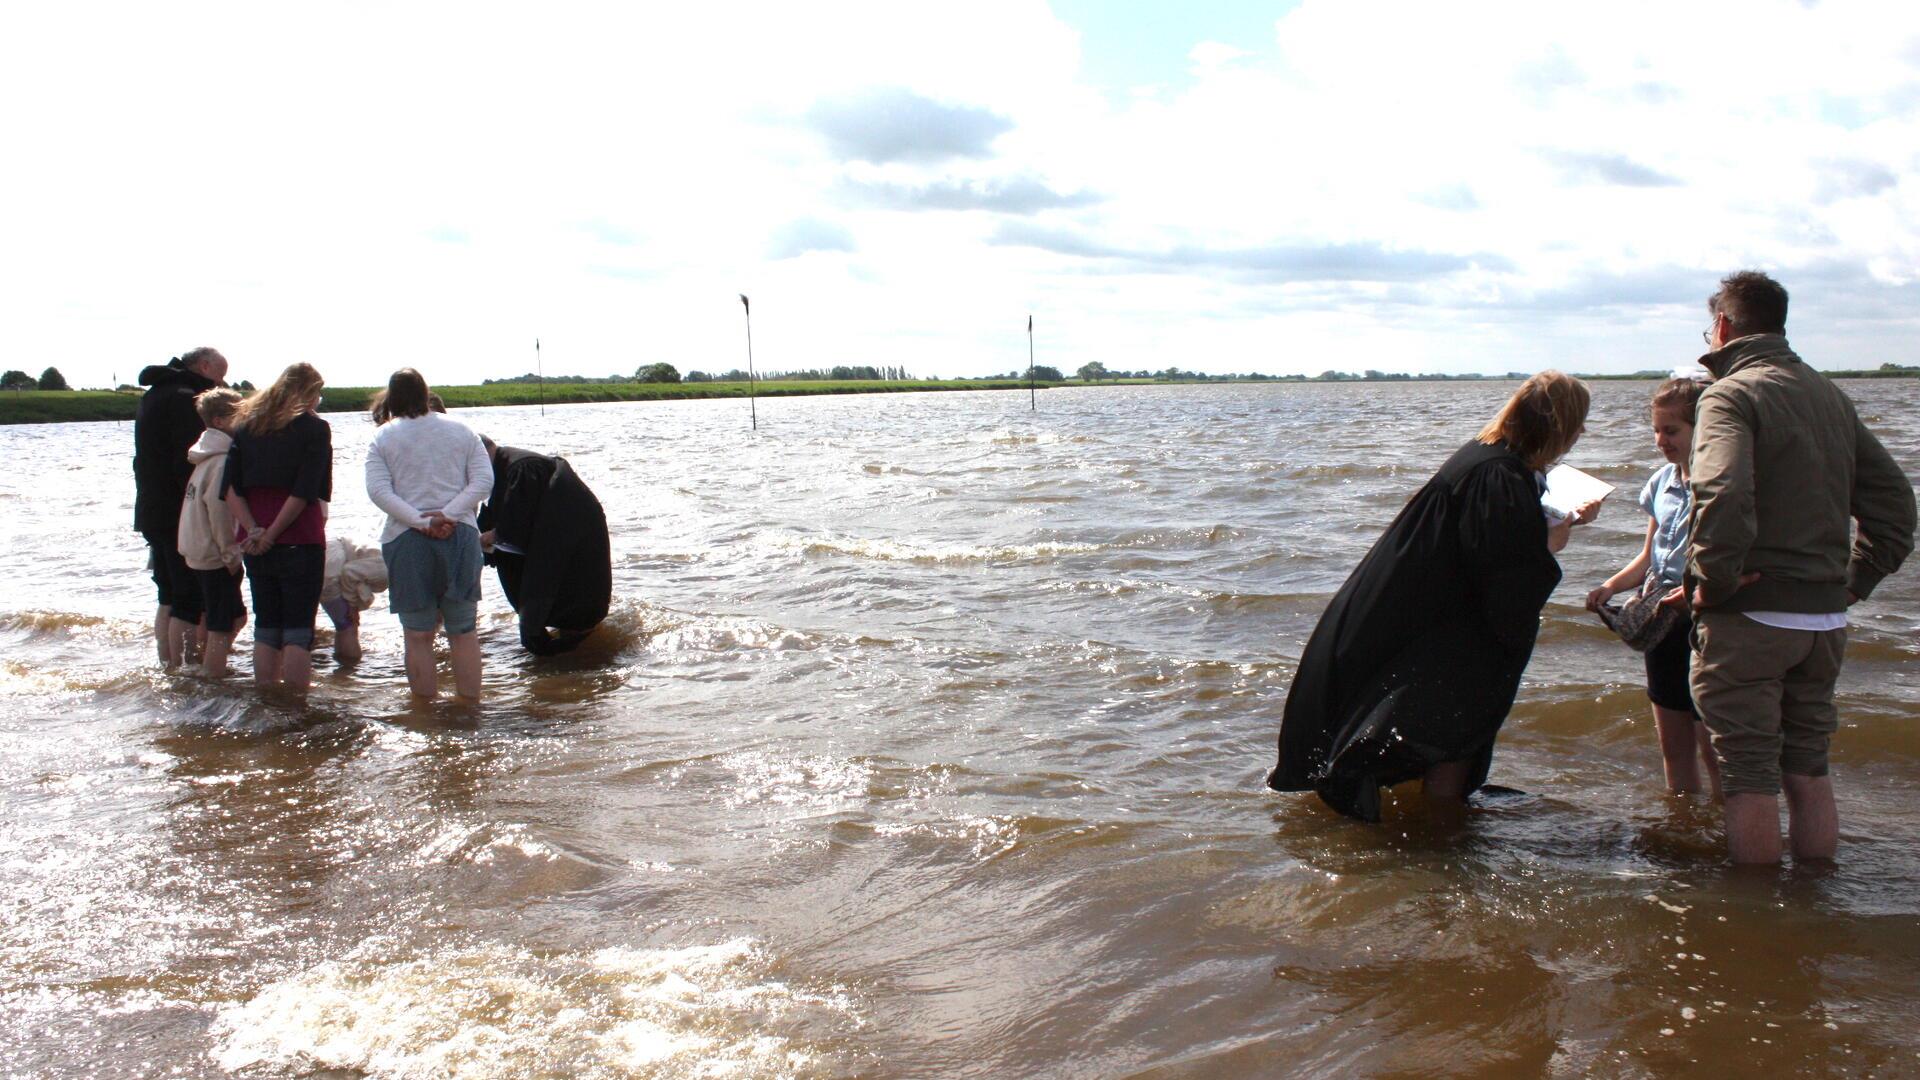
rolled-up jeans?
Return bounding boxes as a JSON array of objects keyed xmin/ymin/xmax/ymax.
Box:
[{"xmin": 243, "ymin": 544, "xmax": 325, "ymax": 650}]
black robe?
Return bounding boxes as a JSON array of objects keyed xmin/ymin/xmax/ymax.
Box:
[
  {"xmin": 1267, "ymin": 440, "xmax": 1561, "ymax": 821},
  {"xmin": 477, "ymin": 447, "xmax": 612, "ymax": 656}
]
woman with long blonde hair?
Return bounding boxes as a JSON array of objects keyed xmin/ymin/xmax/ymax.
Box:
[
  {"xmin": 221, "ymin": 362, "xmax": 333, "ymax": 691},
  {"xmin": 1269, "ymin": 371, "xmax": 1601, "ymax": 821}
]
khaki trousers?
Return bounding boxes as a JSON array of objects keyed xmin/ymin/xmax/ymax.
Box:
[{"xmin": 1690, "ymin": 611, "xmax": 1847, "ymax": 796}]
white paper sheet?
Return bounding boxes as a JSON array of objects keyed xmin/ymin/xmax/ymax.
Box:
[{"xmin": 1541, "ymin": 464, "xmax": 1616, "ymax": 520}]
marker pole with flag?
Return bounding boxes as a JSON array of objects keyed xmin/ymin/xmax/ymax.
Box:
[
  {"xmin": 537, "ymin": 338, "xmax": 544, "ymax": 417},
  {"xmin": 1027, "ymin": 314, "xmax": 1035, "ymax": 411},
  {"xmin": 739, "ymin": 294, "xmax": 757, "ymax": 431}
]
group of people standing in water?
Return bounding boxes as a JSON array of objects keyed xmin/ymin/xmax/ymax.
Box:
[
  {"xmin": 1270, "ymin": 270, "xmax": 1916, "ymax": 866},
  {"xmin": 133, "ymin": 270, "xmax": 1912, "ymax": 866},
  {"xmin": 132, "ymin": 358, "xmax": 612, "ymax": 703}
]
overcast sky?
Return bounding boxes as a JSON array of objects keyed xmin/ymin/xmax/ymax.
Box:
[{"xmin": 6, "ymin": 0, "xmax": 1918, "ymax": 388}]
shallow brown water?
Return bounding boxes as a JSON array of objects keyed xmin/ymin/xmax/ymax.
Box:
[{"xmin": 2, "ymin": 380, "xmax": 1918, "ymax": 1077}]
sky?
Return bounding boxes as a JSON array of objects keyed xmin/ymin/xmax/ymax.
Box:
[{"xmin": 5, "ymin": 0, "xmax": 1918, "ymax": 388}]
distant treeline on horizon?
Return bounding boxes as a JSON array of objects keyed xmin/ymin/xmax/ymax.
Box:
[
  {"xmin": 17, "ymin": 360, "xmax": 1919, "ymax": 398},
  {"xmin": 477, "ymin": 360, "xmax": 1920, "ymax": 387}
]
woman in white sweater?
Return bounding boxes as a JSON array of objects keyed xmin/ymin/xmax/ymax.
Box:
[{"xmin": 364, "ymin": 369, "xmax": 493, "ymax": 702}]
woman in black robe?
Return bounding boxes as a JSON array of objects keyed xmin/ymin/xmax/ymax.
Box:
[
  {"xmin": 476, "ymin": 440, "xmax": 612, "ymax": 656},
  {"xmin": 1267, "ymin": 371, "xmax": 1594, "ymax": 821}
]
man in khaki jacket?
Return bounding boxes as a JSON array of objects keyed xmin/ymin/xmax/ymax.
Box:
[{"xmin": 1688, "ymin": 271, "xmax": 1916, "ymax": 864}]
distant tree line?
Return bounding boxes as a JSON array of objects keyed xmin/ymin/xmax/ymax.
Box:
[
  {"xmin": 482, "ymin": 363, "xmax": 926, "ymax": 386},
  {"xmin": 463, "ymin": 358, "xmax": 1920, "ymax": 390},
  {"xmin": 2, "ymin": 367, "xmax": 70, "ymax": 391},
  {"xmin": 754, "ymin": 365, "xmax": 916, "ymax": 382},
  {"xmin": 483, "ymin": 372, "xmax": 641, "ymax": 386}
]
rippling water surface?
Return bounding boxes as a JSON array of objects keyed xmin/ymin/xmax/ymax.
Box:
[{"xmin": 3, "ymin": 381, "xmax": 1918, "ymax": 1077}]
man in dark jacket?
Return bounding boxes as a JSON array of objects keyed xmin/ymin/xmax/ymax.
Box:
[
  {"xmin": 133, "ymin": 347, "xmax": 228, "ymax": 664},
  {"xmin": 476, "ymin": 439, "xmax": 612, "ymax": 655},
  {"xmin": 1688, "ymin": 272, "xmax": 1915, "ymax": 864}
]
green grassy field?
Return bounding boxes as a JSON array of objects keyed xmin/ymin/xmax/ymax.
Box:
[
  {"xmin": 7, "ymin": 369, "xmax": 1912, "ymax": 425},
  {"xmin": 0, "ymin": 390, "xmax": 149, "ymax": 424},
  {"xmin": 0, "ymin": 379, "xmax": 1065, "ymax": 425}
]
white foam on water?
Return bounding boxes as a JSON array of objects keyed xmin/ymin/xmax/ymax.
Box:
[
  {"xmin": 872, "ymin": 814, "xmax": 1018, "ymax": 860},
  {"xmin": 756, "ymin": 530, "xmax": 1104, "ymax": 566},
  {"xmin": 651, "ymin": 618, "xmax": 829, "ymax": 655},
  {"xmin": 0, "ymin": 659, "xmax": 78, "ymax": 697},
  {"xmin": 211, "ymin": 939, "xmax": 858, "ymax": 1079},
  {"xmin": 472, "ymin": 824, "xmax": 565, "ymax": 865},
  {"xmin": 718, "ymin": 752, "xmax": 872, "ymax": 812}
]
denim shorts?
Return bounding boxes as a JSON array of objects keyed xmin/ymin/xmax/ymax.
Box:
[
  {"xmin": 243, "ymin": 543, "xmax": 325, "ymax": 650},
  {"xmin": 382, "ymin": 525, "xmax": 482, "ymax": 635}
]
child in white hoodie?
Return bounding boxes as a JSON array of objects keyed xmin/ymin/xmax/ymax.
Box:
[{"xmin": 177, "ymin": 388, "xmax": 247, "ymax": 677}]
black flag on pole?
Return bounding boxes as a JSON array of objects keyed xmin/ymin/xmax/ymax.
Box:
[{"xmin": 740, "ymin": 294, "xmax": 750, "ymax": 313}]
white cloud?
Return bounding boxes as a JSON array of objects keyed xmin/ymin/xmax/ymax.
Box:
[{"xmin": 2, "ymin": 0, "xmax": 1918, "ymax": 389}]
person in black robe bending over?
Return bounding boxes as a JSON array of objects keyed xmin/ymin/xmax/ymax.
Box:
[
  {"xmin": 476, "ymin": 437, "xmax": 612, "ymax": 656},
  {"xmin": 1268, "ymin": 371, "xmax": 1600, "ymax": 821}
]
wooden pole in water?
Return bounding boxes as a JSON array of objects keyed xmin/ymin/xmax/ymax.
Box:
[
  {"xmin": 739, "ymin": 293, "xmax": 757, "ymax": 431},
  {"xmin": 1027, "ymin": 314, "xmax": 1035, "ymax": 411},
  {"xmin": 537, "ymin": 338, "xmax": 544, "ymax": 417}
]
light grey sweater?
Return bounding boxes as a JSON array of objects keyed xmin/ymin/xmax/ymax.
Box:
[{"xmin": 364, "ymin": 413, "xmax": 494, "ymax": 544}]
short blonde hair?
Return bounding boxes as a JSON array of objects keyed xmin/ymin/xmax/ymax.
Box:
[
  {"xmin": 1476, "ymin": 370, "xmax": 1591, "ymax": 470},
  {"xmin": 193, "ymin": 386, "xmax": 243, "ymax": 424}
]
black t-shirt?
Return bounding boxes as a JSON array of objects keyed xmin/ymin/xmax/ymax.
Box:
[{"xmin": 221, "ymin": 411, "xmax": 333, "ymax": 503}]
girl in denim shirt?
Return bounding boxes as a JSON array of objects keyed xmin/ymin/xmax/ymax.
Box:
[{"xmin": 1587, "ymin": 378, "xmax": 1720, "ymax": 797}]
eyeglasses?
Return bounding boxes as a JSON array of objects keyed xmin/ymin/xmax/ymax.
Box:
[{"xmin": 1701, "ymin": 329, "xmax": 1712, "ymax": 346}]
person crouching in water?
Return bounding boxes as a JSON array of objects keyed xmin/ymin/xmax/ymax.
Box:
[
  {"xmin": 1268, "ymin": 371, "xmax": 1596, "ymax": 821},
  {"xmin": 177, "ymin": 388, "xmax": 247, "ymax": 677},
  {"xmin": 364, "ymin": 369, "xmax": 493, "ymax": 702},
  {"xmin": 1587, "ymin": 378, "xmax": 1721, "ymax": 798},
  {"xmin": 476, "ymin": 436, "xmax": 612, "ymax": 655},
  {"xmin": 320, "ymin": 535, "xmax": 388, "ymax": 665},
  {"xmin": 222, "ymin": 363, "xmax": 331, "ymax": 691}
]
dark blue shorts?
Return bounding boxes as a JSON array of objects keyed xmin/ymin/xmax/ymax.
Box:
[
  {"xmin": 244, "ymin": 543, "xmax": 324, "ymax": 650},
  {"xmin": 195, "ymin": 566, "xmax": 246, "ymax": 634},
  {"xmin": 1645, "ymin": 612, "xmax": 1696, "ymax": 713}
]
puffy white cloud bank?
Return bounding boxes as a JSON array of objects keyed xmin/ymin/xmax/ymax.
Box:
[{"xmin": 4, "ymin": 0, "xmax": 1916, "ymax": 385}]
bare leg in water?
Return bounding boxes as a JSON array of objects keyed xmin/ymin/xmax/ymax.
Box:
[
  {"xmin": 403, "ymin": 629, "xmax": 439, "ymax": 699},
  {"xmin": 1422, "ymin": 760, "xmax": 1474, "ymax": 826},
  {"xmin": 323, "ymin": 598, "xmax": 362, "ymax": 664},
  {"xmin": 154, "ymin": 605, "xmax": 172, "ymax": 665},
  {"xmin": 253, "ymin": 643, "xmax": 282, "ymax": 687},
  {"xmin": 449, "ymin": 631, "xmax": 481, "ymax": 702}
]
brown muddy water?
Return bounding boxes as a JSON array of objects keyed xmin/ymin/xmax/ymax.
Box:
[{"xmin": 2, "ymin": 380, "xmax": 1918, "ymax": 1078}]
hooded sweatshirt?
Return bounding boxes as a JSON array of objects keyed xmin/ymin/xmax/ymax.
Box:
[
  {"xmin": 177, "ymin": 428, "xmax": 241, "ymax": 572},
  {"xmin": 133, "ymin": 360, "xmax": 218, "ymax": 537}
]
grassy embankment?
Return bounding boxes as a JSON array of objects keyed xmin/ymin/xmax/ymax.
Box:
[
  {"xmin": 6, "ymin": 369, "xmax": 1914, "ymax": 425},
  {"xmin": 0, "ymin": 378, "xmax": 1062, "ymax": 425}
]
